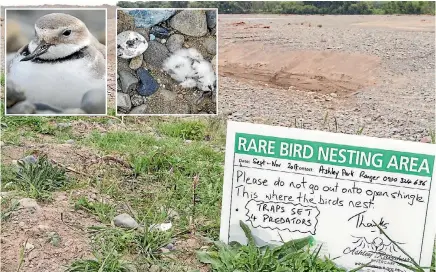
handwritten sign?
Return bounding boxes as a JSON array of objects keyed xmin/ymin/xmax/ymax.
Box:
[{"xmin": 220, "ymin": 121, "xmax": 436, "ymax": 271}]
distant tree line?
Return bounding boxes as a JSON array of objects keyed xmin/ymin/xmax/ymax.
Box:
[{"xmin": 117, "ymin": 1, "xmax": 435, "ymax": 15}]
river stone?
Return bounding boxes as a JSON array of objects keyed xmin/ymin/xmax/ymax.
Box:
[
  {"xmin": 8, "ymin": 101, "xmax": 36, "ymax": 114},
  {"xmin": 117, "ymin": 93, "xmax": 132, "ymax": 112},
  {"xmin": 113, "ymin": 213, "xmax": 139, "ymax": 229},
  {"xmin": 150, "ymin": 26, "xmax": 170, "ymax": 39},
  {"xmin": 137, "ymin": 68, "xmax": 159, "ymax": 96},
  {"xmin": 203, "ymin": 37, "xmax": 216, "ymax": 55},
  {"xmin": 119, "ymin": 70, "xmax": 138, "ymax": 93},
  {"xmin": 166, "ymin": 34, "xmax": 184, "ymax": 52},
  {"xmin": 131, "ymin": 93, "xmax": 146, "ymax": 106},
  {"xmin": 143, "ymin": 41, "xmax": 170, "ymax": 69},
  {"xmin": 130, "ymin": 104, "xmax": 148, "ymax": 114},
  {"xmin": 117, "ymin": 10, "xmax": 135, "ymax": 34},
  {"xmin": 128, "ymin": 10, "xmax": 176, "ymax": 28},
  {"xmin": 206, "ymin": 10, "xmax": 217, "ymax": 29},
  {"xmin": 117, "ymin": 31, "xmax": 148, "ymax": 59},
  {"xmin": 129, "ymin": 55, "xmax": 143, "ymax": 70},
  {"xmin": 170, "ymin": 10, "xmax": 208, "ymax": 37}
]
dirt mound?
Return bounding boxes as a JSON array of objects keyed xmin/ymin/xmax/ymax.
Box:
[{"xmin": 219, "ymin": 43, "xmax": 380, "ymax": 94}]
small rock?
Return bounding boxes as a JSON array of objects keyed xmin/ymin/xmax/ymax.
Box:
[
  {"xmin": 117, "ymin": 31, "xmax": 148, "ymax": 59},
  {"xmin": 65, "ymin": 139, "xmax": 75, "ymax": 145},
  {"xmin": 131, "ymin": 93, "xmax": 146, "ymax": 106},
  {"xmin": 206, "ymin": 10, "xmax": 217, "ymax": 29},
  {"xmin": 81, "ymin": 88, "xmax": 106, "ymax": 114},
  {"xmin": 203, "ymin": 37, "xmax": 216, "ymax": 55},
  {"xmin": 19, "ymin": 155, "xmax": 37, "ymax": 164},
  {"xmin": 136, "ymin": 68, "xmax": 159, "ymax": 96},
  {"xmin": 420, "ymin": 136, "xmax": 432, "ymax": 143},
  {"xmin": 149, "ymin": 222, "xmax": 172, "ymax": 232},
  {"xmin": 113, "ymin": 213, "xmax": 139, "ymax": 229},
  {"xmin": 165, "ymin": 243, "xmax": 175, "ymax": 250},
  {"xmin": 143, "ymin": 41, "xmax": 170, "ymax": 69},
  {"xmin": 161, "ymin": 39, "xmax": 166, "ymax": 44},
  {"xmin": 135, "ymin": 28, "xmax": 150, "ymax": 42},
  {"xmin": 19, "ymin": 222, "xmax": 25, "ymax": 229},
  {"xmin": 170, "ymin": 10, "xmax": 208, "ymax": 37},
  {"xmin": 130, "ymin": 104, "xmax": 148, "ymax": 114},
  {"xmin": 18, "ymin": 198, "xmax": 40, "ymax": 211},
  {"xmin": 117, "ymin": 10, "xmax": 135, "ymax": 33},
  {"xmin": 117, "ymin": 93, "xmax": 132, "ymax": 112},
  {"xmin": 119, "ymin": 70, "xmax": 139, "ymax": 93},
  {"xmin": 166, "ymin": 34, "xmax": 184, "ymax": 53},
  {"xmin": 7, "ymin": 101, "xmax": 36, "ymax": 114},
  {"xmin": 25, "ymin": 242, "xmax": 35, "ymax": 251},
  {"xmin": 129, "ymin": 55, "xmax": 143, "ymax": 70},
  {"xmin": 150, "ymin": 26, "xmax": 170, "ymax": 39},
  {"xmin": 330, "ymin": 93, "xmax": 338, "ymax": 98},
  {"xmin": 127, "ymin": 9, "xmax": 176, "ymax": 28}
]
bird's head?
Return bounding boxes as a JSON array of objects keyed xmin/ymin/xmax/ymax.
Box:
[{"xmin": 21, "ymin": 13, "xmax": 91, "ymax": 61}]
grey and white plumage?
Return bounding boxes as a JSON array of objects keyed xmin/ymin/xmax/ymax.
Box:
[
  {"xmin": 162, "ymin": 48, "xmax": 216, "ymax": 94},
  {"xmin": 7, "ymin": 13, "xmax": 106, "ymax": 111}
]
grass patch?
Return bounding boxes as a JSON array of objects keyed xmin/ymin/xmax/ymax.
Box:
[
  {"xmin": 5, "ymin": 155, "xmax": 69, "ymax": 200},
  {"xmin": 74, "ymin": 196, "xmax": 116, "ymax": 224},
  {"xmin": 89, "ymin": 225, "xmax": 172, "ymax": 262},
  {"xmin": 158, "ymin": 120, "xmax": 207, "ymax": 141},
  {"xmin": 197, "ymin": 221, "xmax": 359, "ymax": 272},
  {"xmin": 66, "ymin": 248, "xmax": 135, "ymax": 272},
  {"xmin": 1, "ymin": 73, "xmax": 5, "ymax": 86}
]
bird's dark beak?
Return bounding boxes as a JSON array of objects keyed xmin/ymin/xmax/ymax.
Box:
[{"xmin": 20, "ymin": 41, "xmax": 52, "ymax": 62}]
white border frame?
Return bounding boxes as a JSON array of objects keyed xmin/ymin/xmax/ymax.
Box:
[
  {"xmin": 115, "ymin": 7, "xmax": 219, "ymax": 116},
  {"xmin": 3, "ymin": 7, "xmax": 108, "ymax": 116}
]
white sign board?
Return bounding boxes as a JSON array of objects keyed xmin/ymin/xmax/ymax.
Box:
[{"xmin": 220, "ymin": 121, "xmax": 436, "ymax": 271}]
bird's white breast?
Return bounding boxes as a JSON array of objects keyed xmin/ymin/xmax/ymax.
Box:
[{"xmin": 8, "ymin": 55, "xmax": 105, "ymax": 110}]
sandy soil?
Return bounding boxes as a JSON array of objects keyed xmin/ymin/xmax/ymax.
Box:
[{"xmin": 218, "ymin": 15, "xmax": 435, "ymax": 141}]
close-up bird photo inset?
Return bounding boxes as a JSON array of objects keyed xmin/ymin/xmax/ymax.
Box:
[
  {"xmin": 116, "ymin": 8, "xmax": 217, "ymax": 115},
  {"xmin": 5, "ymin": 9, "xmax": 107, "ymax": 115}
]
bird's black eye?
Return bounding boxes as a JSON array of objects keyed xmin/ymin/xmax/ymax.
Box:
[{"xmin": 63, "ymin": 30, "xmax": 72, "ymax": 36}]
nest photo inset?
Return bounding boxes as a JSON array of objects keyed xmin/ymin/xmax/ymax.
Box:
[
  {"xmin": 116, "ymin": 8, "xmax": 217, "ymax": 115},
  {"xmin": 5, "ymin": 9, "xmax": 107, "ymax": 115}
]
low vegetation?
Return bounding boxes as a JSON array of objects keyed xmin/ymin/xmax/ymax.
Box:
[
  {"xmin": 0, "ymin": 97, "xmax": 434, "ymax": 271},
  {"xmin": 118, "ymin": 1, "xmax": 436, "ymax": 15}
]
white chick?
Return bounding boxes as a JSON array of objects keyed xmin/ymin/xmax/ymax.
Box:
[{"xmin": 163, "ymin": 48, "xmax": 216, "ymax": 94}]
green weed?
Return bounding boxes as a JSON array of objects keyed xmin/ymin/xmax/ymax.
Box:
[
  {"xmin": 0, "ymin": 197, "xmax": 19, "ymax": 221},
  {"xmin": 197, "ymin": 221, "xmax": 358, "ymax": 271},
  {"xmin": 74, "ymin": 197, "xmax": 116, "ymax": 224},
  {"xmin": 158, "ymin": 120, "xmax": 206, "ymax": 140},
  {"xmin": 65, "ymin": 248, "xmax": 135, "ymax": 272},
  {"xmin": 7, "ymin": 155, "xmax": 69, "ymax": 200}
]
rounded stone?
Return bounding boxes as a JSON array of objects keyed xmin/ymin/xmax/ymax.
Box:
[
  {"xmin": 129, "ymin": 55, "xmax": 143, "ymax": 70},
  {"xmin": 166, "ymin": 34, "xmax": 184, "ymax": 53},
  {"xmin": 170, "ymin": 10, "xmax": 208, "ymax": 37},
  {"xmin": 117, "ymin": 31, "xmax": 148, "ymax": 59},
  {"xmin": 203, "ymin": 37, "xmax": 216, "ymax": 55}
]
